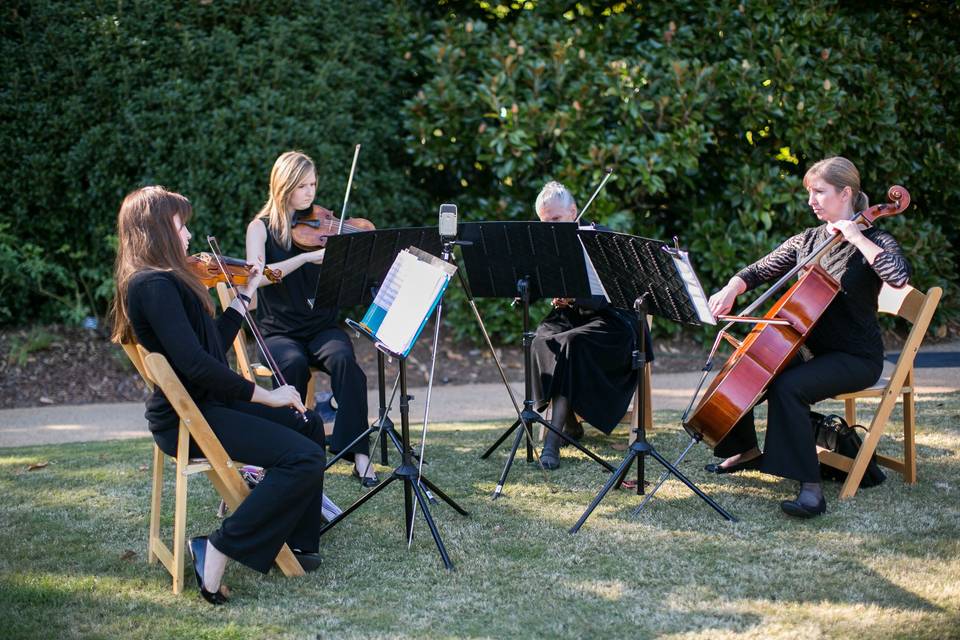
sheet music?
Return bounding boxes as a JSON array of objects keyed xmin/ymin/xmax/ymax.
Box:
[
  {"xmin": 578, "ymin": 236, "xmax": 609, "ymax": 301},
  {"xmin": 668, "ymin": 249, "xmax": 716, "ymax": 325},
  {"xmin": 358, "ymin": 247, "xmax": 455, "ymax": 356}
]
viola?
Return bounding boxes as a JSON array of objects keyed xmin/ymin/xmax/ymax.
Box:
[
  {"xmin": 290, "ymin": 204, "xmax": 375, "ymax": 251},
  {"xmin": 187, "ymin": 252, "xmax": 281, "ymax": 289},
  {"xmin": 684, "ymin": 186, "xmax": 911, "ymax": 447}
]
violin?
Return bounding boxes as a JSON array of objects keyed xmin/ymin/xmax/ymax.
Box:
[
  {"xmin": 684, "ymin": 186, "xmax": 911, "ymax": 447},
  {"xmin": 290, "ymin": 204, "xmax": 375, "ymax": 251},
  {"xmin": 290, "ymin": 144, "xmax": 375, "ymax": 251},
  {"xmin": 187, "ymin": 252, "xmax": 282, "ymax": 289}
]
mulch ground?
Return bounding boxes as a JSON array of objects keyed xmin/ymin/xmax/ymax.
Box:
[{"xmin": 0, "ymin": 323, "xmax": 707, "ymax": 410}]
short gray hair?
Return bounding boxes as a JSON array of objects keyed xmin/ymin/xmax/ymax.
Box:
[{"xmin": 535, "ymin": 181, "xmax": 577, "ymax": 215}]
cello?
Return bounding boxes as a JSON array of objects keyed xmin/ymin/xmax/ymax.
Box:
[{"xmin": 684, "ymin": 185, "xmax": 911, "ymax": 447}]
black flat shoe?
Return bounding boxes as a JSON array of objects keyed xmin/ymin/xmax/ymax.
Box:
[
  {"xmin": 539, "ymin": 446, "xmax": 560, "ymax": 470},
  {"xmin": 780, "ymin": 495, "xmax": 827, "ymax": 518},
  {"xmin": 292, "ymin": 549, "xmax": 322, "ymax": 573},
  {"xmin": 704, "ymin": 455, "xmax": 763, "ymax": 475},
  {"xmin": 352, "ymin": 467, "xmax": 380, "ymax": 488},
  {"xmin": 187, "ymin": 536, "xmax": 228, "ymax": 605}
]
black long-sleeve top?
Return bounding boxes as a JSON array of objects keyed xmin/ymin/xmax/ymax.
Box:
[
  {"xmin": 735, "ymin": 225, "xmax": 911, "ymax": 363},
  {"xmin": 127, "ymin": 270, "xmax": 256, "ymax": 433}
]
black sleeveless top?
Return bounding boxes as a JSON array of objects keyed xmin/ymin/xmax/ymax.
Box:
[{"xmin": 256, "ymin": 217, "xmax": 339, "ymax": 341}]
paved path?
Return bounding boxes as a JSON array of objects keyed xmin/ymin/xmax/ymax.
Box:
[{"xmin": 2, "ymin": 350, "xmax": 958, "ymax": 448}]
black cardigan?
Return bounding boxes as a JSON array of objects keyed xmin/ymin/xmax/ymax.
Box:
[
  {"xmin": 735, "ymin": 225, "xmax": 911, "ymax": 363},
  {"xmin": 127, "ymin": 270, "xmax": 256, "ymax": 433}
]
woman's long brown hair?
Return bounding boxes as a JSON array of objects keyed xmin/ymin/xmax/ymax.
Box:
[{"xmin": 110, "ymin": 186, "xmax": 213, "ymax": 344}]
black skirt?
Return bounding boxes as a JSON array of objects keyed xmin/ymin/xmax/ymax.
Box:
[{"xmin": 530, "ymin": 305, "xmax": 644, "ymax": 434}]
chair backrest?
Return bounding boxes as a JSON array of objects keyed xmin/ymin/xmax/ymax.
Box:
[
  {"xmin": 120, "ymin": 342, "xmax": 154, "ymax": 392},
  {"xmin": 215, "ymin": 282, "xmax": 258, "ymax": 382},
  {"xmin": 140, "ymin": 349, "xmax": 253, "ymax": 510},
  {"xmin": 879, "ymin": 283, "xmax": 942, "ymax": 377}
]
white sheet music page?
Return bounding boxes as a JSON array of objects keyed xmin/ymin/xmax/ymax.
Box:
[
  {"xmin": 669, "ymin": 250, "xmax": 716, "ymax": 325},
  {"xmin": 374, "ymin": 248, "xmax": 454, "ymax": 355}
]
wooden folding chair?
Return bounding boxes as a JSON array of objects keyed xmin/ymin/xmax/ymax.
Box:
[
  {"xmin": 215, "ymin": 282, "xmax": 323, "ymax": 414},
  {"xmin": 119, "ymin": 343, "xmax": 304, "ymax": 594},
  {"xmin": 817, "ymin": 283, "xmax": 943, "ymax": 499}
]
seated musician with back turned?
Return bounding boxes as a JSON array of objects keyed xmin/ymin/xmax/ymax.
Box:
[
  {"xmin": 531, "ymin": 181, "xmax": 653, "ymax": 470},
  {"xmin": 704, "ymin": 156, "xmax": 910, "ymax": 518}
]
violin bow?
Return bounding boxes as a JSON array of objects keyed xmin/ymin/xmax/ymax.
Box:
[
  {"xmin": 574, "ymin": 167, "xmax": 614, "ymax": 223},
  {"xmin": 336, "ymin": 144, "xmax": 361, "ymax": 236},
  {"xmin": 206, "ymin": 235, "xmax": 308, "ymax": 422}
]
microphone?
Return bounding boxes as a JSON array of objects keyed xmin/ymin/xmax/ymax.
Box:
[{"xmin": 438, "ymin": 203, "xmax": 458, "ymax": 240}]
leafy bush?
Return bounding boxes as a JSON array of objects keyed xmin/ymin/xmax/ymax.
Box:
[
  {"xmin": 405, "ymin": 1, "xmax": 959, "ymax": 341},
  {"xmin": 2, "ymin": 0, "xmax": 957, "ymax": 345},
  {"xmin": 0, "ymin": 0, "xmax": 431, "ymax": 325}
]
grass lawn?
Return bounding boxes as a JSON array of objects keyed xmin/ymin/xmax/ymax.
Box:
[{"xmin": 2, "ymin": 395, "xmax": 959, "ymax": 639}]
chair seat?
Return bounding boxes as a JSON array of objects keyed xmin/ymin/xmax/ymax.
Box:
[{"xmin": 834, "ymin": 382, "xmax": 913, "ymax": 400}]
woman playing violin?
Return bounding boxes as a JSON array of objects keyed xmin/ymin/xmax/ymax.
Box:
[
  {"xmin": 111, "ymin": 186, "xmax": 327, "ymax": 604},
  {"xmin": 245, "ymin": 150, "xmax": 377, "ymax": 486},
  {"xmin": 530, "ymin": 181, "xmax": 653, "ymax": 470},
  {"xmin": 705, "ymin": 156, "xmax": 910, "ymax": 517}
]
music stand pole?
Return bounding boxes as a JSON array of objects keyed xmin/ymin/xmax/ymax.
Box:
[
  {"xmin": 570, "ymin": 230, "xmax": 738, "ymax": 532},
  {"xmin": 483, "ymin": 277, "xmax": 617, "ymax": 499}
]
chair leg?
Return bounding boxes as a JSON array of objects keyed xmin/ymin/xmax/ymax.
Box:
[
  {"xmin": 839, "ymin": 420, "xmax": 887, "ymax": 500},
  {"xmin": 903, "ymin": 386, "xmax": 916, "ymax": 484},
  {"xmin": 306, "ymin": 371, "xmax": 318, "ymax": 410},
  {"xmin": 148, "ymin": 445, "xmax": 164, "ymax": 565},
  {"xmin": 171, "ymin": 425, "xmax": 190, "ymax": 595},
  {"xmin": 844, "ymin": 398, "xmax": 857, "ymax": 427}
]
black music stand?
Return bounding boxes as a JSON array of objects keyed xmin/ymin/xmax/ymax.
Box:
[
  {"xmin": 314, "ymin": 227, "xmax": 442, "ymax": 467},
  {"xmin": 458, "ymin": 221, "xmax": 617, "ymax": 499},
  {"xmin": 569, "ymin": 230, "xmax": 736, "ymax": 532},
  {"xmin": 314, "ymin": 240, "xmax": 468, "ymax": 569}
]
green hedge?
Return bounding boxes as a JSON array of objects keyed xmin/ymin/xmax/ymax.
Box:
[
  {"xmin": 0, "ymin": 0, "xmax": 432, "ymax": 325},
  {"xmin": 2, "ymin": 1, "xmax": 957, "ymax": 344},
  {"xmin": 404, "ymin": 0, "xmax": 959, "ymax": 341}
]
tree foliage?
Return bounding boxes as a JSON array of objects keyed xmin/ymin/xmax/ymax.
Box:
[
  {"xmin": 1, "ymin": 0, "xmax": 957, "ymax": 342},
  {"xmin": 405, "ymin": 0, "xmax": 959, "ymax": 339}
]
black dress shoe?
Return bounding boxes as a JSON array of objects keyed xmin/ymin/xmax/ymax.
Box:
[
  {"xmin": 352, "ymin": 467, "xmax": 380, "ymax": 488},
  {"xmin": 781, "ymin": 495, "xmax": 827, "ymax": 518},
  {"xmin": 292, "ymin": 549, "xmax": 322, "ymax": 573},
  {"xmin": 704, "ymin": 455, "xmax": 763, "ymax": 475},
  {"xmin": 187, "ymin": 536, "xmax": 228, "ymax": 605}
]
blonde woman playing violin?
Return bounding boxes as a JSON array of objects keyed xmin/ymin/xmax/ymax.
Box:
[{"xmin": 246, "ymin": 151, "xmax": 377, "ymax": 487}]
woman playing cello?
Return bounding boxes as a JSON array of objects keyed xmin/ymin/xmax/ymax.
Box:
[
  {"xmin": 704, "ymin": 157, "xmax": 910, "ymax": 517},
  {"xmin": 245, "ymin": 151, "xmax": 378, "ymax": 486}
]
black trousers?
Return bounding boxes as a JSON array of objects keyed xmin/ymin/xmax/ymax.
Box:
[
  {"xmin": 265, "ymin": 328, "xmax": 370, "ymax": 458},
  {"xmin": 714, "ymin": 350, "xmax": 882, "ymax": 483},
  {"xmin": 154, "ymin": 402, "xmax": 326, "ymax": 574}
]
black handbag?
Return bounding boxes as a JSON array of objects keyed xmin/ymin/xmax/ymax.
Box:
[{"xmin": 810, "ymin": 411, "xmax": 886, "ymax": 487}]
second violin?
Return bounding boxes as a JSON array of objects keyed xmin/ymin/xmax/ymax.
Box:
[{"xmin": 188, "ymin": 252, "xmax": 281, "ymax": 289}]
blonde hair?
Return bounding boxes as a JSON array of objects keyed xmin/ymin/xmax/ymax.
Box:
[
  {"xmin": 111, "ymin": 186, "xmax": 212, "ymax": 344},
  {"xmin": 803, "ymin": 156, "xmax": 869, "ymax": 212},
  {"xmin": 255, "ymin": 151, "xmax": 316, "ymax": 250}
]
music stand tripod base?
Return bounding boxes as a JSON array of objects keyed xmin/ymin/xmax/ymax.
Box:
[{"xmin": 318, "ymin": 342, "xmax": 468, "ymax": 569}]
